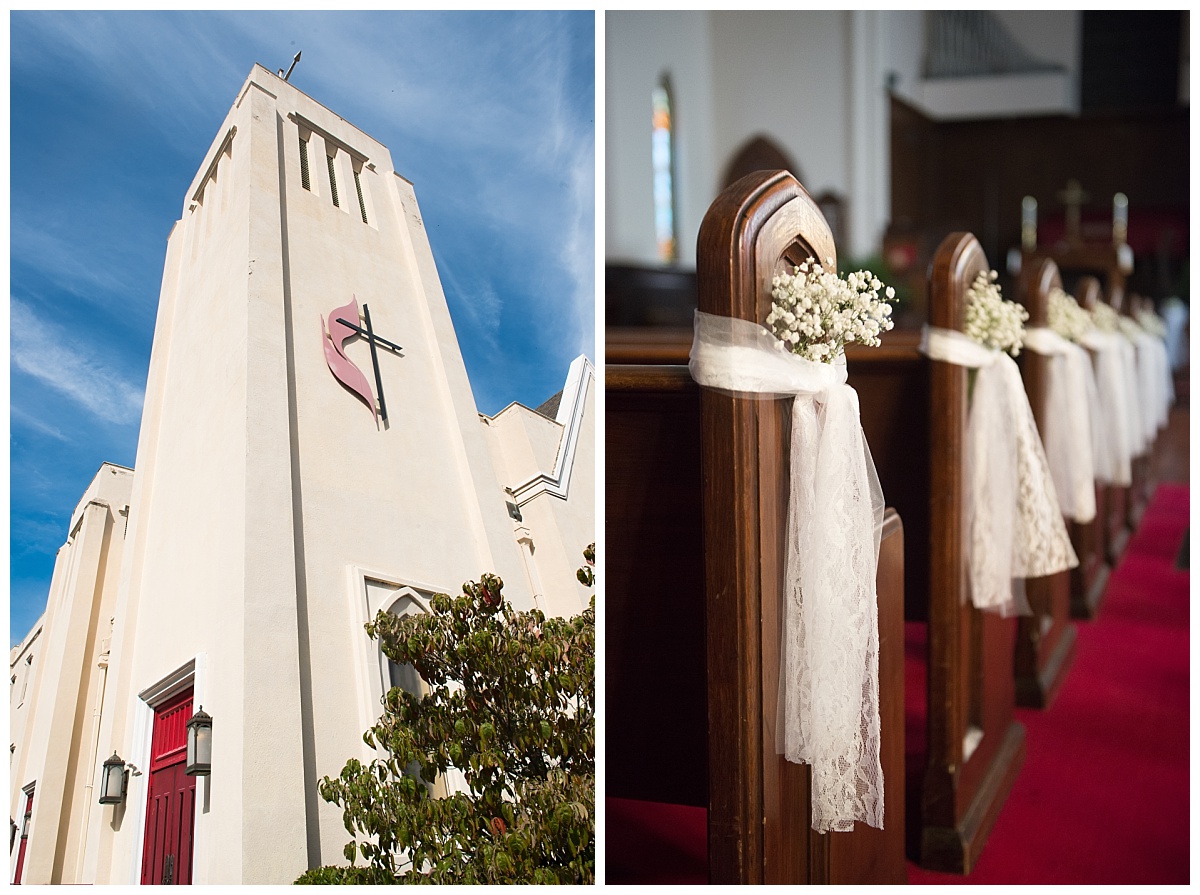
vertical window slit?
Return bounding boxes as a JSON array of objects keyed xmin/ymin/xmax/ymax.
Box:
[
  {"xmin": 327, "ymin": 155, "xmax": 340, "ymax": 208},
  {"xmin": 652, "ymin": 73, "xmax": 678, "ymax": 264},
  {"xmin": 354, "ymin": 169, "xmax": 369, "ymax": 224},
  {"xmin": 299, "ymin": 137, "xmax": 310, "ymax": 191}
]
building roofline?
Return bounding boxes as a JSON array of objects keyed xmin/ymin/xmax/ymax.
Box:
[{"xmin": 10, "ymin": 615, "xmax": 44, "ymax": 666}]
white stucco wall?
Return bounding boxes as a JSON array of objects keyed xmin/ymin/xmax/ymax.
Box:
[
  {"xmin": 485, "ymin": 404, "xmax": 564, "ymax": 487},
  {"xmin": 9, "ymin": 464, "xmax": 131, "ymax": 885}
]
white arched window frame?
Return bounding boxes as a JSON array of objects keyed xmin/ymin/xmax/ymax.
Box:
[{"xmin": 347, "ymin": 566, "xmax": 468, "ymax": 796}]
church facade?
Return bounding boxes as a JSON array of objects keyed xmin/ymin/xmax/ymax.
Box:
[{"xmin": 9, "ymin": 64, "xmax": 594, "ymax": 885}]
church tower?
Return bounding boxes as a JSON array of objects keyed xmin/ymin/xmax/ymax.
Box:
[{"xmin": 50, "ymin": 63, "xmax": 588, "ymax": 884}]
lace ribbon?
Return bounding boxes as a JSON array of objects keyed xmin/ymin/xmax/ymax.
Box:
[
  {"xmin": 1022, "ymin": 327, "xmax": 1097, "ymax": 524},
  {"xmin": 920, "ymin": 327, "xmax": 1078, "ymax": 616},
  {"xmin": 1079, "ymin": 331, "xmax": 1134, "ymax": 486},
  {"xmin": 689, "ymin": 310, "xmax": 885, "ymax": 833}
]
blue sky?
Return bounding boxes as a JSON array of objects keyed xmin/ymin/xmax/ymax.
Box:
[{"xmin": 9, "ymin": 10, "xmax": 597, "ymax": 644}]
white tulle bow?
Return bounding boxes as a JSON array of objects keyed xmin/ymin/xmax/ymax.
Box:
[
  {"xmin": 689, "ymin": 310, "xmax": 885, "ymax": 834},
  {"xmin": 920, "ymin": 327, "xmax": 1078, "ymax": 616},
  {"xmin": 1022, "ymin": 327, "xmax": 1097, "ymax": 524}
]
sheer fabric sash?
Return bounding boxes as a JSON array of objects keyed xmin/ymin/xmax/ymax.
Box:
[
  {"xmin": 689, "ymin": 310, "xmax": 885, "ymax": 833},
  {"xmin": 1023, "ymin": 327, "xmax": 1097, "ymax": 524},
  {"xmin": 920, "ymin": 326, "xmax": 1078, "ymax": 616}
]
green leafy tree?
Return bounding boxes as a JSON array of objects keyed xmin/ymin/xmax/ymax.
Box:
[{"xmin": 297, "ymin": 550, "xmax": 595, "ymax": 884}]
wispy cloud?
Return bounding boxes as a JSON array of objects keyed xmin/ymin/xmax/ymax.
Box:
[
  {"xmin": 11, "ymin": 405, "xmax": 72, "ymax": 443},
  {"xmin": 11, "ymin": 299, "xmax": 146, "ymax": 425},
  {"xmin": 11, "ymin": 516, "xmax": 68, "ymax": 562},
  {"xmin": 433, "ymin": 255, "xmax": 504, "ymax": 357},
  {"xmin": 11, "ymin": 222, "xmax": 143, "ymax": 307},
  {"xmin": 12, "ymin": 12, "xmax": 244, "ymax": 154},
  {"xmin": 562, "ymin": 142, "xmax": 598, "ymax": 361}
]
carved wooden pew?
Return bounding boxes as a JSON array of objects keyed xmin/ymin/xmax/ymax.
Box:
[
  {"xmin": 1012, "ymin": 257, "xmax": 1078, "ymax": 707},
  {"xmin": 845, "ymin": 232, "xmax": 1025, "ymax": 875},
  {"xmin": 605, "ymin": 169, "xmax": 906, "ymax": 885},
  {"xmin": 1076, "ymin": 275, "xmax": 1131, "ymax": 569}
]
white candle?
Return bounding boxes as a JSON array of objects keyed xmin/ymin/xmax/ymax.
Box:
[
  {"xmin": 1021, "ymin": 196, "xmax": 1037, "ymax": 250},
  {"xmin": 1113, "ymin": 193, "xmax": 1128, "ymax": 245}
]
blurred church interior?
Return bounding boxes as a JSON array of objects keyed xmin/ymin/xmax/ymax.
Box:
[{"xmin": 606, "ymin": 10, "xmax": 1188, "ymax": 348}]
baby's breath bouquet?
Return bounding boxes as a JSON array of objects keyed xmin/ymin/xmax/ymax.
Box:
[
  {"xmin": 1047, "ymin": 287, "xmax": 1094, "ymax": 343},
  {"xmin": 766, "ymin": 258, "xmax": 895, "ymax": 362},
  {"xmin": 1117, "ymin": 315, "xmax": 1144, "ymax": 341},
  {"xmin": 964, "ymin": 270, "xmax": 1027, "ymax": 356},
  {"xmin": 1136, "ymin": 308, "xmax": 1167, "ymax": 338},
  {"xmin": 1089, "ymin": 301, "xmax": 1120, "ymax": 333}
]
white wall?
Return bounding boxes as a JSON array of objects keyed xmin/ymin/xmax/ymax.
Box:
[
  {"xmin": 881, "ymin": 10, "xmax": 927, "ymax": 110},
  {"xmin": 708, "ymin": 11, "xmax": 855, "ymax": 243},
  {"xmin": 605, "ymin": 11, "xmax": 716, "ymax": 268}
]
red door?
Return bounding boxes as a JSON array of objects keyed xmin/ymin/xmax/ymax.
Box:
[
  {"xmin": 141, "ymin": 689, "xmax": 196, "ymax": 885},
  {"xmin": 13, "ymin": 786, "xmax": 33, "ymax": 884}
]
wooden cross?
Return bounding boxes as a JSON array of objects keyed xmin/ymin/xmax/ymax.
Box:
[
  {"xmin": 336, "ymin": 304, "xmax": 403, "ymax": 423},
  {"xmin": 1057, "ymin": 178, "xmax": 1089, "ymax": 245}
]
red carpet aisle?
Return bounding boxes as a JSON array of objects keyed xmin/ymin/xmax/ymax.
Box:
[{"xmin": 907, "ymin": 483, "xmax": 1190, "ymax": 885}]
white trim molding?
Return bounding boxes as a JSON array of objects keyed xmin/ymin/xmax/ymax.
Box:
[
  {"xmin": 347, "ymin": 565, "xmax": 451, "ymax": 756},
  {"xmin": 511, "ymin": 355, "xmax": 594, "ymax": 506},
  {"xmin": 344, "ymin": 565, "xmax": 468, "ymax": 796}
]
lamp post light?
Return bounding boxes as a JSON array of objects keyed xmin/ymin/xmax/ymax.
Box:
[
  {"xmin": 99, "ymin": 753, "xmax": 127, "ymax": 805},
  {"xmin": 185, "ymin": 707, "xmax": 212, "ymax": 776}
]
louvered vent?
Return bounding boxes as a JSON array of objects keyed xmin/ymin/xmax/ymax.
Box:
[
  {"xmin": 925, "ymin": 11, "xmax": 1062, "ymax": 79},
  {"xmin": 354, "ymin": 169, "xmax": 368, "ymax": 224},
  {"xmin": 327, "ymin": 155, "xmax": 340, "ymax": 207},
  {"xmin": 299, "ymin": 137, "xmax": 310, "ymax": 190}
]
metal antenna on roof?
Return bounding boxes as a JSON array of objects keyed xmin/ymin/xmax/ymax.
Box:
[{"xmin": 279, "ymin": 51, "xmax": 301, "ymax": 82}]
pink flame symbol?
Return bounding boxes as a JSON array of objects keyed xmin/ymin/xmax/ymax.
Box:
[{"xmin": 321, "ymin": 297, "xmax": 376, "ymax": 420}]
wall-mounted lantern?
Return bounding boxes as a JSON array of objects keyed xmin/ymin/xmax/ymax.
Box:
[
  {"xmin": 99, "ymin": 753, "xmax": 127, "ymax": 804},
  {"xmin": 185, "ymin": 707, "xmax": 212, "ymax": 776}
]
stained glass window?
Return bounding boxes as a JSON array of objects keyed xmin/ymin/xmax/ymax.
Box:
[{"xmin": 652, "ymin": 75, "xmax": 678, "ymax": 264}]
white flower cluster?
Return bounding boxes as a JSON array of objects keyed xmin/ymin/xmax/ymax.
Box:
[
  {"xmin": 1089, "ymin": 301, "xmax": 1120, "ymax": 333},
  {"xmin": 766, "ymin": 258, "xmax": 895, "ymax": 362},
  {"xmin": 1117, "ymin": 314, "xmax": 1144, "ymax": 341},
  {"xmin": 1047, "ymin": 287, "xmax": 1094, "ymax": 343},
  {"xmin": 963, "ymin": 269, "xmax": 1027, "ymax": 356},
  {"xmin": 1136, "ymin": 308, "xmax": 1168, "ymax": 338}
]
